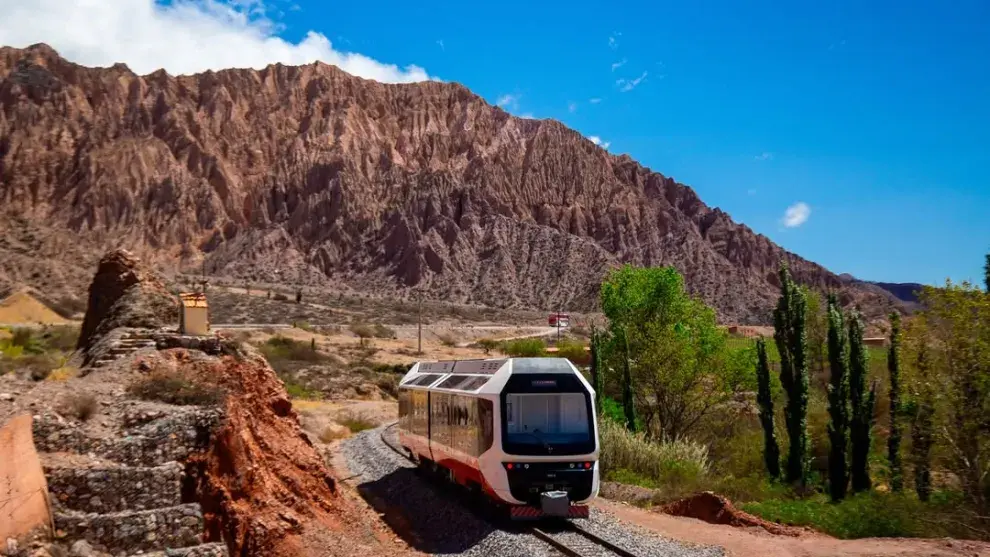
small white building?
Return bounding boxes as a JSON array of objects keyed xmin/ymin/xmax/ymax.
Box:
[{"xmin": 178, "ymin": 292, "xmax": 210, "ymax": 336}]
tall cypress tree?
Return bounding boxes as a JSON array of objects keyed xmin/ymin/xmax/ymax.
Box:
[
  {"xmin": 620, "ymin": 330, "xmax": 637, "ymax": 432},
  {"xmin": 755, "ymin": 337, "xmax": 781, "ymax": 480},
  {"xmin": 772, "ymin": 263, "xmax": 810, "ymax": 486},
  {"xmin": 911, "ymin": 343, "xmax": 935, "ymax": 502},
  {"xmin": 589, "ymin": 325, "xmax": 605, "ymax": 415},
  {"xmin": 887, "ymin": 312, "xmax": 903, "ymax": 492},
  {"xmin": 826, "ymin": 295, "xmax": 850, "ymax": 501},
  {"xmin": 984, "ymin": 251, "xmax": 990, "ymax": 292},
  {"xmin": 848, "ymin": 309, "xmax": 877, "ymax": 493}
]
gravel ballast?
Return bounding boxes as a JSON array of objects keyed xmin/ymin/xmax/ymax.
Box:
[{"xmin": 339, "ymin": 424, "xmax": 725, "ymax": 557}]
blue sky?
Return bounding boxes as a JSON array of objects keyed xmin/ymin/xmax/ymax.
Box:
[
  {"xmin": 5, "ymin": 0, "xmax": 988, "ymax": 285},
  {"xmin": 278, "ymin": 0, "xmax": 989, "ymax": 286}
]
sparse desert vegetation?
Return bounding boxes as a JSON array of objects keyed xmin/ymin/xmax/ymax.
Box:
[{"xmin": 127, "ymin": 368, "xmax": 225, "ymax": 406}]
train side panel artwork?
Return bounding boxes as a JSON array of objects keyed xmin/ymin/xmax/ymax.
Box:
[{"xmin": 396, "ymin": 358, "xmax": 600, "ymax": 519}]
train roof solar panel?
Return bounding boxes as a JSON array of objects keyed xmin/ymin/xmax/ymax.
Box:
[
  {"xmin": 510, "ymin": 357, "xmax": 575, "ymax": 374},
  {"xmin": 433, "ymin": 374, "xmax": 494, "ymax": 392},
  {"xmin": 408, "ymin": 373, "xmax": 443, "ymax": 387}
]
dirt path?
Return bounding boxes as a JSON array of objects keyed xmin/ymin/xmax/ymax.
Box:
[{"xmin": 595, "ymin": 499, "xmax": 990, "ymax": 557}]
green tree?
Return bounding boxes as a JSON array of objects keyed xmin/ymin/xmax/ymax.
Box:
[
  {"xmin": 631, "ymin": 294, "xmax": 747, "ymax": 440},
  {"xmin": 803, "ymin": 287, "xmax": 828, "ymax": 388},
  {"xmin": 621, "ymin": 332, "xmax": 637, "ymax": 433},
  {"xmin": 985, "ymin": 250, "xmax": 990, "ymax": 292},
  {"xmin": 915, "ymin": 281, "xmax": 990, "ymax": 509},
  {"xmin": 773, "ymin": 263, "xmax": 810, "ymax": 486},
  {"xmin": 826, "ymin": 295, "xmax": 850, "ymax": 501},
  {"xmin": 887, "ymin": 312, "xmax": 903, "ymax": 492},
  {"xmin": 601, "ymin": 265, "xmax": 686, "ymax": 434},
  {"xmin": 755, "ymin": 337, "xmax": 781, "ymax": 480},
  {"xmin": 848, "ymin": 308, "xmax": 877, "ymax": 493},
  {"xmin": 600, "ymin": 264, "xmax": 748, "ymax": 440}
]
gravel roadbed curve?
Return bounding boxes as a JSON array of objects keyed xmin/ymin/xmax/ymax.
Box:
[{"xmin": 339, "ymin": 424, "xmax": 725, "ymax": 557}]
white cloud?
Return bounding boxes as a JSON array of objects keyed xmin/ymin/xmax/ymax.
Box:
[
  {"xmin": 782, "ymin": 202, "xmax": 811, "ymax": 228},
  {"xmin": 0, "ymin": 0, "xmax": 433, "ymax": 82},
  {"xmin": 588, "ymin": 135, "xmax": 610, "ymax": 149},
  {"xmin": 589, "ymin": 97, "xmax": 602, "ymax": 104},
  {"xmin": 616, "ymin": 71, "xmax": 648, "ymax": 92},
  {"xmin": 611, "ymin": 58, "xmax": 627, "ymax": 71},
  {"xmin": 608, "ymin": 36, "xmax": 619, "ymax": 50},
  {"xmin": 568, "ymin": 101, "xmax": 578, "ymax": 113},
  {"xmin": 754, "ymin": 152, "xmax": 774, "ymax": 161},
  {"xmin": 496, "ymin": 93, "xmax": 521, "ymax": 109},
  {"xmin": 436, "ymin": 39, "xmax": 444, "ymax": 51}
]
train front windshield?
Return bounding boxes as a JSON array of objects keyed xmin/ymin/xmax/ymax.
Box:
[
  {"xmin": 505, "ymin": 393, "xmax": 591, "ymax": 445},
  {"xmin": 500, "ymin": 361, "xmax": 596, "ymax": 456}
]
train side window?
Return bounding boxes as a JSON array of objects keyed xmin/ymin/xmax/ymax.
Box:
[{"xmin": 479, "ymin": 399, "xmax": 494, "ymax": 453}]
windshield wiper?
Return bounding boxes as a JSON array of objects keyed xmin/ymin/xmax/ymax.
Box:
[{"xmin": 519, "ymin": 430, "xmax": 552, "ymax": 452}]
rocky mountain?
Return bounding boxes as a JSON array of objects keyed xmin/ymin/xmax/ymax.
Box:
[{"xmin": 0, "ymin": 43, "xmax": 907, "ymax": 324}]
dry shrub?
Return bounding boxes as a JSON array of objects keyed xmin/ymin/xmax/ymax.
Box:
[
  {"xmin": 371, "ymin": 323, "xmax": 396, "ymax": 339},
  {"xmin": 60, "ymin": 392, "xmax": 98, "ymax": 421},
  {"xmin": 349, "ymin": 323, "xmax": 375, "ymax": 343},
  {"xmin": 337, "ymin": 411, "xmax": 376, "ymax": 433},
  {"xmin": 599, "ymin": 418, "xmax": 710, "ymax": 494},
  {"xmin": 437, "ymin": 332, "xmax": 458, "ymax": 347},
  {"xmin": 25, "ymin": 354, "xmax": 61, "ymax": 381},
  {"xmin": 46, "ymin": 366, "xmax": 79, "ymax": 382},
  {"xmin": 128, "ymin": 369, "xmax": 225, "ymax": 406},
  {"xmin": 319, "ymin": 426, "xmax": 349, "ymax": 443},
  {"xmin": 375, "ymin": 375, "xmax": 400, "ymax": 398}
]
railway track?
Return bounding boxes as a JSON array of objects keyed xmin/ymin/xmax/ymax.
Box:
[{"xmin": 377, "ymin": 423, "xmax": 643, "ymax": 557}]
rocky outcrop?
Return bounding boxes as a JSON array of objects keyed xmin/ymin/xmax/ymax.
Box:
[
  {"xmin": 77, "ymin": 250, "xmax": 178, "ymax": 359},
  {"xmin": 0, "ymin": 43, "xmax": 907, "ymax": 323}
]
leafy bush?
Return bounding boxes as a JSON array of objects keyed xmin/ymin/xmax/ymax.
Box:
[
  {"xmin": 476, "ymin": 338, "xmax": 499, "ymax": 355},
  {"xmin": 273, "ymin": 292, "xmax": 289, "ymax": 302},
  {"xmin": 60, "ymin": 393, "xmax": 98, "ymax": 421},
  {"xmin": 127, "ymin": 370, "xmax": 225, "ymax": 406},
  {"xmin": 501, "ymin": 337, "xmax": 546, "ymax": 357},
  {"xmin": 742, "ymin": 491, "xmax": 971, "ymax": 539},
  {"xmin": 259, "ymin": 336, "xmax": 331, "ymax": 372},
  {"xmin": 372, "ymin": 363, "xmax": 409, "ymax": 375},
  {"xmin": 599, "ymin": 418, "xmax": 710, "ymax": 500},
  {"xmin": 283, "ymin": 378, "xmax": 321, "ymax": 400},
  {"xmin": 10, "ymin": 328, "xmax": 44, "ymax": 354},
  {"xmin": 556, "ymin": 338, "xmax": 590, "ymax": 366}
]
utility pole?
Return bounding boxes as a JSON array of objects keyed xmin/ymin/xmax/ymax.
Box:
[{"xmin": 417, "ymin": 290, "xmax": 423, "ymax": 355}]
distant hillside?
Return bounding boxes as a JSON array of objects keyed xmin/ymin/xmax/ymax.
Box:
[
  {"xmin": 869, "ymin": 282, "xmax": 925, "ymax": 304},
  {"xmin": 0, "ymin": 43, "xmax": 910, "ymax": 324}
]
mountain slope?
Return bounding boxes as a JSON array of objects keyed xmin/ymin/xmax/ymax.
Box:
[{"xmin": 0, "ymin": 43, "xmax": 904, "ymax": 324}]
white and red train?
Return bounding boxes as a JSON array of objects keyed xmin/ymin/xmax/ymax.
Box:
[{"xmin": 396, "ymin": 357, "xmax": 600, "ymax": 519}]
